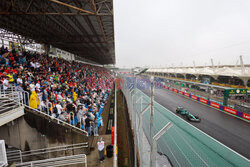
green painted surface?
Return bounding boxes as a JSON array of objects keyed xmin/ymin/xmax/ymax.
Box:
[{"xmin": 132, "ymin": 89, "xmax": 249, "ymax": 167}]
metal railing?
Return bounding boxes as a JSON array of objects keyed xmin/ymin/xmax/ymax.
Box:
[
  {"xmin": 25, "ymin": 105, "xmax": 88, "ymax": 135},
  {"xmin": 15, "ymin": 154, "xmax": 87, "ymax": 167},
  {"xmin": 0, "ymin": 85, "xmax": 88, "ymax": 135},
  {"xmin": 0, "ymin": 90, "xmax": 24, "ymax": 116},
  {"xmin": 7, "ymin": 142, "xmax": 88, "ymax": 164},
  {"xmin": 0, "ymin": 140, "xmax": 8, "ymax": 167},
  {"xmin": 120, "ymin": 75, "xmax": 250, "ymax": 167}
]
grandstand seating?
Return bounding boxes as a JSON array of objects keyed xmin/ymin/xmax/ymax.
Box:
[{"xmin": 0, "ymin": 46, "xmax": 114, "ymax": 136}]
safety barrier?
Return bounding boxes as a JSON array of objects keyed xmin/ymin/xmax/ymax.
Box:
[
  {"xmin": 7, "ymin": 142, "xmax": 88, "ymax": 164},
  {"xmin": 15, "ymin": 154, "xmax": 87, "ymax": 167},
  {"xmin": 157, "ymin": 83, "xmax": 250, "ymax": 122}
]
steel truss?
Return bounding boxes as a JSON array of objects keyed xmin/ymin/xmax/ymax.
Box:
[{"xmin": 0, "ymin": 0, "xmax": 115, "ymax": 64}]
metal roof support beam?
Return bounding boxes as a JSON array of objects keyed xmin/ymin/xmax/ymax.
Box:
[
  {"xmin": 90, "ymin": 0, "xmax": 107, "ymax": 42},
  {"xmin": 73, "ymin": 0, "xmax": 106, "ymax": 48},
  {"xmin": 0, "ymin": 0, "xmax": 115, "ymax": 64},
  {"xmin": 59, "ymin": 5, "xmax": 105, "ymax": 57},
  {"xmin": 1, "ymin": 0, "xmax": 67, "ymax": 42},
  {"xmin": 49, "ymin": 0, "xmax": 95, "ymax": 15},
  {"xmin": 0, "ymin": 12, "xmax": 111, "ymax": 16},
  {"xmin": 26, "ymin": 0, "xmax": 34, "ymax": 12}
]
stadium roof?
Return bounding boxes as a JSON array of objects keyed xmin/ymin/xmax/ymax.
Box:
[
  {"xmin": 147, "ymin": 65, "xmax": 250, "ymax": 78},
  {"xmin": 0, "ymin": 0, "xmax": 115, "ymax": 65}
]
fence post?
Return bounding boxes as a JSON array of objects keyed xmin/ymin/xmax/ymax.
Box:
[
  {"xmin": 11, "ymin": 85, "xmax": 13, "ymax": 97},
  {"xmin": 131, "ymin": 91, "xmax": 137, "ymax": 167},
  {"xmin": 85, "ymin": 154, "xmax": 87, "ymax": 167},
  {"xmin": 133, "ymin": 76, "xmax": 139, "ymax": 167},
  {"xmin": 19, "ymin": 150, "xmax": 23, "ymax": 163},
  {"xmin": 150, "ymin": 76, "xmax": 155, "ymax": 166},
  {"xmin": 139, "ymin": 102, "xmax": 150, "ymax": 166},
  {"xmin": 152, "ymin": 122, "xmax": 173, "ymax": 167},
  {"xmin": 113, "ymin": 74, "xmax": 118, "ymax": 167}
]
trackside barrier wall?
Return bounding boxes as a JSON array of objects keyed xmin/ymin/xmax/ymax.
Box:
[
  {"xmin": 140, "ymin": 77, "xmax": 250, "ymax": 122},
  {"xmin": 121, "ymin": 76, "xmax": 249, "ymax": 167},
  {"xmin": 156, "ymin": 83, "xmax": 250, "ymax": 122}
]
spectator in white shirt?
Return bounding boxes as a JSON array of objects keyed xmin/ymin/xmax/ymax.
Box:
[
  {"xmin": 97, "ymin": 137, "xmax": 105, "ymax": 162},
  {"xmin": 56, "ymin": 102, "xmax": 63, "ymax": 115},
  {"xmin": 35, "ymin": 62, "xmax": 40, "ymax": 69},
  {"xmin": 17, "ymin": 76, "xmax": 23, "ymax": 85},
  {"xmin": 30, "ymin": 61, "xmax": 36, "ymax": 70},
  {"xmin": 3, "ymin": 77, "xmax": 9, "ymax": 91},
  {"xmin": 35, "ymin": 81, "xmax": 41, "ymax": 89},
  {"xmin": 29, "ymin": 81, "xmax": 35, "ymax": 92}
]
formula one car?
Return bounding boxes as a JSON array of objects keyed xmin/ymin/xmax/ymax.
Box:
[{"xmin": 176, "ymin": 107, "xmax": 201, "ymax": 122}]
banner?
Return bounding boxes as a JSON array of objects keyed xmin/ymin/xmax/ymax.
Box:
[
  {"xmin": 224, "ymin": 107, "xmax": 237, "ymax": 115},
  {"xmin": 199, "ymin": 98, "xmax": 207, "ymax": 104},
  {"xmin": 210, "ymin": 102, "xmax": 220, "ymax": 109},
  {"xmin": 242, "ymin": 113, "xmax": 250, "ymax": 120},
  {"xmin": 191, "ymin": 95, "xmax": 198, "ymax": 100},
  {"xmin": 160, "ymin": 83, "xmax": 249, "ymax": 121},
  {"xmin": 184, "ymin": 93, "xmax": 190, "ymax": 97}
]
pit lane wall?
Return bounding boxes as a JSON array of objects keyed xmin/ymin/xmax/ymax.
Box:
[{"xmin": 155, "ymin": 83, "xmax": 250, "ymax": 122}]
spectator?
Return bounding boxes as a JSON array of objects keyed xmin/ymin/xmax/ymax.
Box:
[
  {"xmin": 16, "ymin": 83, "xmax": 24, "ymax": 92},
  {"xmin": 17, "ymin": 75, "xmax": 23, "ymax": 85},
  {"xmin": 0, "ymin": 46, "xmax": 113, "ymax": 137},
  {"xmin": 29, "ymin": 90, "xmax": 39, "ymax": 109},
  {"xmin": 97, "ymin": 137, "xmax": 105, "ymax": 162},
  {"xmin": 2, "ymin": 76, "xmax": 9, "ymax": 92},
  {"xmin": 56, "ymin": 102, "xmax": 64, "ymax": 115},
  {"xmin": 93, "ymin": 117, "xmax": 99, "ymax": 136},
  {"xmin": 85, "ymin": 114, "xmax": 91, "ymax": 136}
]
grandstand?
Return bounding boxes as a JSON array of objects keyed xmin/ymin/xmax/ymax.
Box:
[
  {"xmin": 1, "ymin": 1, "xmax": 250, "ymax": 167},
  {"xmin": 0, "ymin": 0, "xmax": 116, "ymax": 166}
]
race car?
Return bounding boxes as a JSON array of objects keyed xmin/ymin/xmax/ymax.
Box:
[{"xmin": 176, "ymin": 107, "xmax": 201, "ymax": 122}]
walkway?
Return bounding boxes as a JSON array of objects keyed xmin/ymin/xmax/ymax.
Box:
[{"xmin": 86, "ymin": 92, "xmax": 114, "ymax": 167}]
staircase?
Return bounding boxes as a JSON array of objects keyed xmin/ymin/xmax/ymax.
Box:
[{"xmin": 0, "ymin": 96, "xmax": 24, "ymax": 127}]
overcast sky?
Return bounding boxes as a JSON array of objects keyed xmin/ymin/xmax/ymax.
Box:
[{"xmin": 114, "ymin": 0, "xmax": 250, "ymax": 68}]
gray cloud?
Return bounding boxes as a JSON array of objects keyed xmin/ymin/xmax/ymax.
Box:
[{"xmin": 114, "ymin": 0, "xmax": 250, "ymax": 68}]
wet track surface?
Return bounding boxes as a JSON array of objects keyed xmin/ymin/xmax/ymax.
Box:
[{"xmin": 137, "ymin": 81, "xmax": 250, "ymax": 159}]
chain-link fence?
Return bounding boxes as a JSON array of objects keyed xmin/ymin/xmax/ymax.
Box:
[{"xmin": 120, "ymin": 75, "xmax": 249, "ymax": 167}]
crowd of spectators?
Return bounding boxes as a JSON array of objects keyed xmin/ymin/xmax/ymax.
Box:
[{"xmin": 0, "ymin": 45, "xmax": 114, "ymax": 136}]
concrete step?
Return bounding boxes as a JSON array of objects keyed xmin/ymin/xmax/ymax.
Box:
[
  {"xmin": 0, "ymin": 105, "xmax": 24, "ymax": 126},
  {"xmin": 0, "ymin": 98, "xmax": 19, "ymax": 115}
]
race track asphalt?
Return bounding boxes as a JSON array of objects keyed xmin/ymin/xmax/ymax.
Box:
[{"xmin": 136, "ymin": 79, "xmax": 250, "ymax": 159}]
